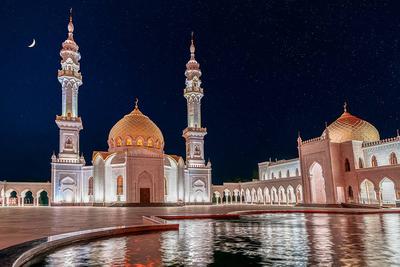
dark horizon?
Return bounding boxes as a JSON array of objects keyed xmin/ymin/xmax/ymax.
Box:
[{"xmin": 1, "ymin": 1, "xmax": 400, "ymax": 184}]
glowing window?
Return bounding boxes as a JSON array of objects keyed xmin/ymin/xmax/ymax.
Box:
[
  {"xmin": 389, "ymin": 152, "xmax": 398, "ymax": 165},
  {"xmin": 117, "ymin": 176, "xmax": 123, "ymax": 196},
  {"xmin": 137, "ymin": 138, "xmax": 143, "ymax": 146},
  {"xmin": 126, "ymin": 137, "xmax": 132, "ymax": 146},
  {"xmin": 88, "ymin": 177, "xmax": 94, "ymax": 196},
  {"xmin": 147, "ymin": 138, "xmax": 153, "ymax": 147},
  {"xmin": 371, "ymin": 155, "xmax": 378, "ymax": 167},
  {"xmin": 116, "ymin": 138, "xmax": 122, "ymax": 147},
  {"xmin": 359, "ymin": 158, "xmax": 364, "ymax": 168}
]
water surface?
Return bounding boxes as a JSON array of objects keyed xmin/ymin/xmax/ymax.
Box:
[{"xmin": 33, "ymin": 213, "xmax": 400, "ymax": 266}]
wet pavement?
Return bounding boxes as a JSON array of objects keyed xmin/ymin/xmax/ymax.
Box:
[{"xmin": 1, "ymin": 205, "xmax": 399, "ymax": 249}]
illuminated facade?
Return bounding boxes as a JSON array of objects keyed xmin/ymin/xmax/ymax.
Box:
[
  {"xmin": 49, "ymin": 14, "xmax": 212, "ymax": 204},
  {"xmin": 212, "ymin": 104, "xmax": 400, "ymax": 206}
]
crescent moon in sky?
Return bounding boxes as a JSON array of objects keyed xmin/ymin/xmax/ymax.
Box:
[{"xmin": 28, "ymin": 39, "xmax": 36, "ymax": 48}]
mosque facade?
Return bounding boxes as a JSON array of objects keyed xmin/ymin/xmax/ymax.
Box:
[
  {"xmin": 1, "ymin": 14, "xmax": 400, "ymax": 208},
  {"xmin": 212, "ymin": 103, "xmax": 400, "ymax": 206},
  {"xmin": 1, "ymin": 13, "xmax": 211, "ymax": 206}
]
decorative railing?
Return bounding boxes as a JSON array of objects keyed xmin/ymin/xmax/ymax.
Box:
[
  {"xmin": 301, "ymin": 135, "xmax": 325, "ymax": 144},
  {"xmin": 362, "ymin": 136, "xmax": 400, "ymax": 148}
]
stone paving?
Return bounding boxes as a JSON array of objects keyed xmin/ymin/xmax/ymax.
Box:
[{"xmin": 1, "ymin": 205, "xmax": 399, "ymax": 250}]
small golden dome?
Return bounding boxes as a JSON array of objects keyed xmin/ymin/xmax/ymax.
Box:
[
  {"xmin": 108, "ymin": 102, "xmax": 164, "ymax": 150},
  {"xmin": 323, "ymin": 104, "xmax": 380, "ymax": 143}
]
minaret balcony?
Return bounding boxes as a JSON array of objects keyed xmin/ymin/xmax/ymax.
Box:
[
  {"xmin": 184, "ymin": 87, "xmax": 203, "ymax": 95},
  {"xmin": 58, "ymin": 69, "xmax": 82, "ymax": 80}
]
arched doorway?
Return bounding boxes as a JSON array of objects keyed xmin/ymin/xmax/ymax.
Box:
[
  {"xmin": 193, "ymin": 179, "xmax": 206, "ymax": 203},
  {"xmin": 360, "ymin": 179, "xmax": 376, "ymax": 204},
  {"xmin": 138, "ymin": 171, "xmax": 152, "ymax": 204},
  {"xmin": 296, "ymin": 185, "xmax": 303, "ymax": 203},
  {"xmin": 23, "ymin": 191, "xmax": 34, "ymax": 205},
  {"xmin": 38, "ymin": 191, "xmax": 49, "ymax": 206},
  {"xmin": 309, "ymin": 162, "xmax": 327, "ymax": 204},
  {"xmin": 380, "ymin": 178, "xmax": 396, "ymax": 204},
  {"xmin": 8, "ymin": 190, "xmax": 18, "ymax": 206}
]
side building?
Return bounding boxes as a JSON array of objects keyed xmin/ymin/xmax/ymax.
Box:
[{"xmin": 212, "ymin": 104, "xmax": 400, "ymax": 206}]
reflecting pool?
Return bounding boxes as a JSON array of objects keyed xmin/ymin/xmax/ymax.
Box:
[{"xmin": 32, "ymin": 213, "xmax": 400, "ymax": 266}]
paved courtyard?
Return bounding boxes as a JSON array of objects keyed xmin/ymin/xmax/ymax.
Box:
[{"xmin": 1, "ymin": 205, "xmax": 399, "ymax": 250}]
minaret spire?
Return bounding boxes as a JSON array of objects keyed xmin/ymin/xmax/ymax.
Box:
[
  {"xmin": 182, "ymin": 33, "xmax": 212, "ymax": 204},
  {"xmin": 55, "ymin": 9, "xmax": 83, "ymax": 163}
]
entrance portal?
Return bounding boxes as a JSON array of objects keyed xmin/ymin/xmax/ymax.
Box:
[
  {"xmin": 309, "ymin": 162, "xmax": 327, "ymax": 204},
  {"xmin": 140, "ymin": 188, "xmax": 150, "ymax": 204}
]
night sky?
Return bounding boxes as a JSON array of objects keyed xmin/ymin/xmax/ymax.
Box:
[{"xmin": 1, "ymin": 1, "xmax": 400, "ymax": 184}]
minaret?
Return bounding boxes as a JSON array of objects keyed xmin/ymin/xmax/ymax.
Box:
[
  {"xmin": 183, "ymin": 33, "xmax": 207, "ymax": 167},
  {"xmin": 54, "ymin": 9, "xmax": 84, "ymax": 163}
]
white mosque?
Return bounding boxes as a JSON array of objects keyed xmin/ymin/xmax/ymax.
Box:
[{"xmin": 49, "ymin": 13, "xmax": 212, "ymax": 205}]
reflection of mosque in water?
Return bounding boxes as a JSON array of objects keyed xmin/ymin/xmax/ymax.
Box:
[{"xmin": 213, "ymin": 103, "xmax": 400, "ymax": 206}]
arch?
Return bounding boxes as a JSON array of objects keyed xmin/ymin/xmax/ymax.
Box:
[
  {"xmin": 380, "ymin": 178, "xmax": 396, "ymax": 204},
  {"xmin": 296, "ymin": 185, "xmax": 303, "ymax": 203},
  {"xmin": 257, "ymin": 188, "xmax": 263, "ymax": 203},
  {"xmin": 116, "ymin": 137, "xmax": 122, "ymax": 147},
  {"xmin": 360, "ymin": 179, "xmax": 377, "ymax": 204},
  {"xmin": 233, "ymin": 189, "xmax": 240, "ymax": 203},
  {"xmin": 271, "ymin": 187, "xmax": 278, "ymax": 204},
  {"xmin": 60, "ymin": 177, "xmax": 75, "ymax": 203},
  {"xmin": 117, "ymin": 175, "xmax": 123, "ymax": 196},
  {"xmin": 126, "ymin": 136, "xmax": 133, "ymax": 146},
  {"xmin": 138, "ymin": 171, "xmax": 152, "ymax": 203},
  {"xmin": 264, "ymin": 187, "xmax": 270, "ymax": 203},
  {"xmin": 245, "ymin": 188, "xmax": 251, "ymax": 203},
  {"xmin": 6, "ymin": 190, "xmax": 18, "ymax": 206},
  {"xmin": 271, "ymin": 172, "xmax": 275, "ymax": 179},
  {"xmin": 23, "ymin": 190, "xmax": 34, "ymax": 205},
  {"xmin": 278, "ymin": 186, "xmax": 286, "ymax": 204},
  {"xmin": 344, "ymin": 158, "xmax": 351, "ymax": 172},
  {"xmin": 37, "ymin": 190, "xmax": 49, "ymax": 206},
  {"xmin": 389, "ymin": 152, "xmax": 398, "ymax": 165},
  {"xmin": 212, "ymin": 192, "xmax": 221, "ymax": 204},
  {"xmin": 309, "ymin": 162, "xmax": 327, "ymax": 204},
  {"xmin": 286, "ymin": 185, "xmax": 295, "ymax": 204},
  {"xmin": 251, "ymin": 188, "xmax": 257, "ymax": 203},
  {"xmin": 371, "ymin": 155, "xmax": 378, "ymax": 167},
  {"xmin": 193, "ymin": 179, "xmax": 206, "ymax": 202},
  {"xmin": 286, "ymin": 170, "xmax": 290, "ymax": 178},
  {"xmin": 223, "ymin": 189, "xmax": 231, "ymax": 204},
  {"xmin": 348, "ymin": 186, "xmax": 354, "ymax": 202},
  {"xmin": 88, "ymin": 177, "xmax": 94, "ymax": 196},
  {"xmin": 136, "ymin": 137, "xmax": 144, "ymax": 146},
  {"xmin": 62, "ymin": 188, "xmax": 74, "ymax": 203},
  {"xmin": 358, "ymin": 158, "xmax": 364, "ymax": 169},
  {"xmin": 147, "ymin": 138, "xmax": 153, "ymax": 147},
  {"xmin": 295, "ymin": 168, "xmax": 299, "ymax": 176},
  {"xmin": 278, "ymin": 171, "xmax": 282, "ymax": 178}
]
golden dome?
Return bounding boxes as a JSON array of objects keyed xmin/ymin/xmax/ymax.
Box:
[
  {"xmin": 108, "ymin": 102, "xmax": 164, "ymax": 150},
  {"xmin": 323, "ymin": 104, "xmax": 380, "ymax": 143}
]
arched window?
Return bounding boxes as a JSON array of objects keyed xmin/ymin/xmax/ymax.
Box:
[
  {"xmin": 371, "ymin": 155, "xmax": 378, "ymax": 167},
  {"xmin": 348, "ymin": 186, "xmax": 354, "ymax": 200},
  {"xmin": 278, "ymin": 171, "xmax": 282, "ymax": 178},
  {"xmin": 88, "ymin": 177, "xmax": 93, "ymax": 196},
  {"xmin": 286, "ymin": 170, "xmax": 290, "ymax": 178},
  {"xmin": 116, "ymin": 176, "xmax": 123, "ymax": 196},
  {"xmin": 358, "ymin": 158, "xmax": 364, "ymax": 169},
  {"xmin": 126, "ymin": 137, "xmax": 132, "ymax": 146},
  {"xmin": 137, "ymin": 138, "xmax": 143, "ymax": 146},
  {"xmin": 389, "ymin": 152, "xmax": 398, "ymax": 165},
  {"xmin": 147, "ymin": 138, "xmax": 153, "ymax": 147},
  {"xmin": 295, "ymin": 168, "xmax": 299, "ymax": 176},
  {"xmin": 116, "ymin": 138, "xmax": 122, "ymax": 147},
  {"xmin": 344, "ymin": 158, "xmax": 351, "ymax": 172},
  {"xmin": 271, "ymin": 172, "xmax": 275, "ymax": 179}
]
